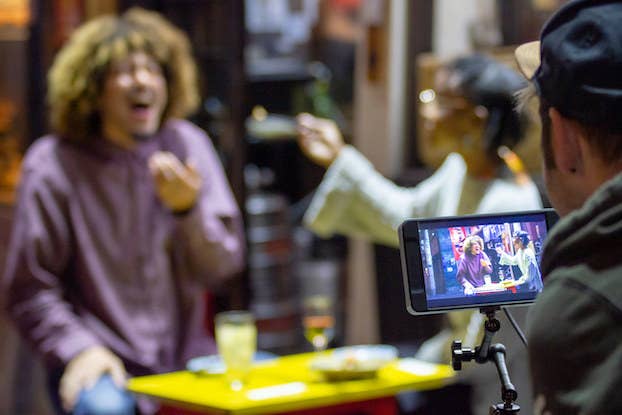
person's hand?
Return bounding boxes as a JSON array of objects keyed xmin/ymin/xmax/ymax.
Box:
[
  {"xmin": 480, "ymin": 258, "xmax": 490, "ymax": 268},
  {"xmin": 296, "ymin": 113, "xmax": 345, "ymax": 169},
  {"xmin": 463, "ymin": 282, "xmax": 475, "ymax": 295},
  {"xmin": 148, "ymin": 151, "xmax": 202, "ymax": 213},
  {"xmin": 495, "ymin": 247, "xmax": 504, "ymax": 255},
  {"xmin": 59, "ymin": 345, "xmax": 127, "ymax": 412}
]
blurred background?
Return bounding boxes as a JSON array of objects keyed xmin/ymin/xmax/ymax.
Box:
[{"xmin": 0, "ymin": 0, "xmax": 566, "ymax": 413}]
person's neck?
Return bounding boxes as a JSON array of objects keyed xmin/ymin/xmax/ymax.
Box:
[
  {"xmin": 102, "ymin": 131, "xmax": 136, "ymax": 150},
  {"xmin": 581, "ymin": 151, "xmax": 622, "ymax": 197},
  {"xmin": 101, "ymin": 125, "xmax": 138, "ymax": 150}
]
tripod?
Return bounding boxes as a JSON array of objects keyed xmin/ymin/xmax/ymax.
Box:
[{"xmin": 451, "ymin": 307, "xmax": 521, "ymax": 414}]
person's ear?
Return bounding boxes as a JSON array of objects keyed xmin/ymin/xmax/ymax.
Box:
[{"xmin": 549, "ymin": 108, "xmax": 583, "ymax": 175}]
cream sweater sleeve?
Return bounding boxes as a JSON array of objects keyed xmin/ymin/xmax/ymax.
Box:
[{"xmin": 303, "ymin": 146, "xmax": 466, "ymax": 247}]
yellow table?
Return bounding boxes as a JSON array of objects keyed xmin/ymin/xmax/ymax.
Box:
[
  {"xmin": 128, "ymin": 352, "xmax": 454, "ymax": 415},
  {"xmin": 474, "ymin": 279, "xmax": 520, "ymax": 295}
]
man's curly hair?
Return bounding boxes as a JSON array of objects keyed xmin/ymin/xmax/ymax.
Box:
[
  {"xmin": 47, "ymin": 7, "xmax": 199, "ymax": 142},
  {"xmin": 463, "ymin": 235, "xmax": 485, "ymax": 257}
]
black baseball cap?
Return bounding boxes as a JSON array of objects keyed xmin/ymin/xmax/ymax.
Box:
[{"xmin": 515, "ymin": 0, "xmax": 622, "ymax": 132}]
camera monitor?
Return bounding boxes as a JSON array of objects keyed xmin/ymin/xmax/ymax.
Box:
[{"xmin": 399, "ymin": 209, "xmax": 558, "ymax": 315}]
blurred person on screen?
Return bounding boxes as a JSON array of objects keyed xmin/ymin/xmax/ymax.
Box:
[
  {"xmin": 296, "ymin": 53, "xmax": 542, "ymax": 414},
  {"xmin": 496, "ymin": 230, "xmax": 543, "ymax": 292},
  {"xmin": 457, "ymin": 235, "xmax": 493, "ymax": 295}
]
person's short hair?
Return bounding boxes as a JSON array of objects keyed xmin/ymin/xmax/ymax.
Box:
[
  {"xmin": 515, "ymin": 0, "xmax": 622, "ymax": 163},
  {"xmin": 445, "ymin": 54, "xmax": 528, "ymax": 160},
  {"xmin": 47, "ymin": 7, "xmax": 199, "ymax": 142},
  {"xmin": 513, "ymin": 230, "xmax": 530, "ymax": 248},
  {"xmin": 463, "ymin": 235, "xmax": 485, "ymax": 256}
]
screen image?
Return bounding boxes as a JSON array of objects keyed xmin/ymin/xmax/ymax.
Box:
[{"xmin": 417, "ymin": 214, "xmax": 548, "ymax": 310}]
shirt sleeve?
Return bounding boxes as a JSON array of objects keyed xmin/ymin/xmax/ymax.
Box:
[
  {"xmin": 303, "ymin": 146, "xmax": 465, "ymax": 248},
  {"xmin": 2, "ymin": 166, "xmax": 101, "ymax": 368},
  {"xmin": 498, "ymin": 251, "xmax": 519, "ymax": 266},
  {"xmin": 171, "ymin": 123, "xmax": 245, "ymax": 286}
]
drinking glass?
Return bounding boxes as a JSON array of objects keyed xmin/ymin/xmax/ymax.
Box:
[
  {"xmin": 215, "ymin": 310, "xmax": 257, "ymax": 391},
  {"xmin": 302, "ymin": 295, "xmax": 335, "ymax": 352}
]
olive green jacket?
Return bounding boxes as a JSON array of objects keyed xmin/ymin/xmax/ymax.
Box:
[{"xmin": 528, "ymin": 172, "xmax": 622, "ymax": 415}]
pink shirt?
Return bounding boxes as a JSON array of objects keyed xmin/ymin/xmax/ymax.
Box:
[{"xmin": 2, "ymin": 119, "xmax": 245, "ymax": 376}]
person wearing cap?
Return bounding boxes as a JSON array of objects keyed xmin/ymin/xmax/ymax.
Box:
[
  {"xmin": 496, "ymin": 230, "xmax": 543, "ymax": 292},
  {"xmin": 514, "ymin": 0, "xmax": 622, "ymax": 413},
  {"xmin": 1, "ymin": 8, "xmax": 245, "ymax": 415},
  {"xmin": 297, "ymin": 54, "xmax": 542, "ymax": 415}
]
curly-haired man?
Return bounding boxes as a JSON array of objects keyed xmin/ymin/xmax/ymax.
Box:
[{"xmin": 2, "ymin": 8, "xmax": 245, "ymax": 415}]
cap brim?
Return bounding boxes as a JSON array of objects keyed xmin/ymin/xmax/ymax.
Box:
[{"xmin": 514, "ymin": 41, "xmax": 540, "ymax": 79}]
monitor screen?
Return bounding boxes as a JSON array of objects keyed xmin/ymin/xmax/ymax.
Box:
[{"xmin": 413, "ymin": 212, "xmax": 549, "ymax": 311}]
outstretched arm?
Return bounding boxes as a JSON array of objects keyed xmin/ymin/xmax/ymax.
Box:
[
  {"xmin": 300, "ymin": 142, "xmax": 467, "ymax": 247},
  {"xmin": 497, "ymin": 248, "xmax": 519, "ymax": 266}
]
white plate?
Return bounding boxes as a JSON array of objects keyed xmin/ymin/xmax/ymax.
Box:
[
  {"xmin": 187, "ymin": 352, "xmax": 276, "ymax": 374},
  {"xmin": 310, "ymin": 345, "xmax": 398, "ymax": 381},
  {"xmin": 187, "ymin": 355, "xmax": 226, "ymax": 374}
]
